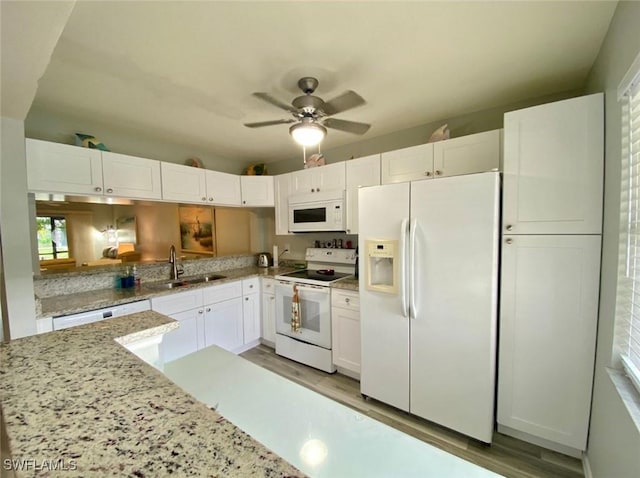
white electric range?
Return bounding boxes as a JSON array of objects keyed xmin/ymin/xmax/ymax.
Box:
[{"xmin": 274, "ymin": 248, "xmax": 356, "ymax": 373}]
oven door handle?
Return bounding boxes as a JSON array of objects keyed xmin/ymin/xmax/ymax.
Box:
[{"xmin": 276, "ymin": 282, "xmax": 330, "ymax": 294}]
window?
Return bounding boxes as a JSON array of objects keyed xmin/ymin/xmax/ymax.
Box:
[
  {"xmin": 36, "ymin": 216, "xmax": 70, "ymax": 260},
  {"xmin": 616, "ymin": 54, "xmax": 640, "ymax": 393}
]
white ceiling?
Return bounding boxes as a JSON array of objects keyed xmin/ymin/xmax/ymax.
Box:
[{"xmin": 21, "ymin": 1, "xmax": 617, "ymax": 163}]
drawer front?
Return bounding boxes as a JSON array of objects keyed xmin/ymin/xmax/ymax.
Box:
[
  {"xmin": 242, "ymin": 277, "xmax": 260, "ymax": 295},
  {"xmin": 203, "ymin": 280, "xmax": 243, "ymax": 304},
  {"xmin": 261, "ymin": 278, "xmax": 276, "ymax": 295},
  {"xmin": 331, "ymin": 289, "xmax": 360, "ymax": 311},
  {"xmin": 151, "ymin": 289, "xmax": 203, "ymax": 315}
]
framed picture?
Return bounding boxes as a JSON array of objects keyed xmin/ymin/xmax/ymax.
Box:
[{"xmin": 178, "ymin": 206, "xmax": 215, "ymax": 255}]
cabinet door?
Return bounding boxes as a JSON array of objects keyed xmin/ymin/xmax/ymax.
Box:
[
  {"xmin": 240, "ymin": 176, "xmax": 274, "ymax": 206},
  {"xmin": 498, "ymin": 234, "xmax": 601, "ymax": 450},
  {"xmin": 290, "ymin": 162, "xmax": 346, "ymax": 195},
  {"xmin": 316, "ymin": 162, "xmax": 346, "ymax": 192},
  {"xmin": 151, "ymin": 289, "xmax": 203, "ymax": 315},
  {"xmin": 346, "ymin": 155, "xmax": 381, "ymax": 234},
  {"xmin": 160, "ymin": 308, "xmax": 202, "ymax": 363},
  {"xmin": 433, "ymin": 129, "xmax": 501, "ymax": 178},
  {"xmin": 203, "ymin": 297, "xmax": 244, "ymax": 352},
  {"xmin": 102, "ymin": 151, "xmax": 162, "ymax": 200},
  {"xmin": 503, "ymin": 94, "xmax": 603, "ymax": 234},
  {"xmin": 331, "ymin": 292, "xmax": 361, "ymax": 374},
  {"xmin": 381, "ymin": 143, "xmax": 434, "ymax": 184},
  {"xmin": 206, "ymin": 170, "xmax": 242, "ymax": 206},
  {"xmin": 161, "ymin": 162, "xmax": 207, "ymax": 203},
  {"xmin": 274, "ymin": 174, "xmax": 292, "ymax": 235},
  {"xmin": 261, "ymin": 292, "xmax": 276, "ymax": 344},
  {"xmin": 242, "ymin": 292, "xmax": 261, "ymax": 344},
  {"xmin": 26, "ymin": 139, "xmax": 103, "ymax": 195}
]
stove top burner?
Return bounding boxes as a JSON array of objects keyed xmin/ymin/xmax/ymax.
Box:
[{"xmin": 278, "ymin": 269, "xmax": 352, "ymax": 283}]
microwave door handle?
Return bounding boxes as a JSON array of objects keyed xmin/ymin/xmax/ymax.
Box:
[{"xmin": 400, "ymin": 218, "xmax": 409, "ymax": 319}]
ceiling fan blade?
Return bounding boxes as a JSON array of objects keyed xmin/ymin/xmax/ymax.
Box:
[
  {"xmin": 322, "ymin": 90, "xmax": 366, "ymax": 116},
  {"xmin": 323, "ymin": 118, "xmax": 371, "ymax": 135},
  {"xmin": 252, "ymin": 92, "xmax": 297, "ymax": 113},
  {"xmin": 244, "ymin": 119, "xmax": 296, "ymax": 128}
]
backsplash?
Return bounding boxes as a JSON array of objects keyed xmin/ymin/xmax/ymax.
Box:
[{"xmin": 34, "ymin": 254, "xmax": 256, "ymax": 298}]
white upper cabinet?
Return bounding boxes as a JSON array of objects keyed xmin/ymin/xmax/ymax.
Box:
[
  {"xmin": 381, "ymin": 143, "xmax": 434, "ymax": 184},
  {"xmin": 26, "ymin": 139, "xmax": 162, "ymax": 200},
  {"xmin": 345, "ymin": 154, "xmax": 381, "ymax": 234},
  {"xmin": 240, "ymin": 176, "xmax": 274, "ymax": 206},
  {"xmin": 26, "ymin": 139, "xmax": 103, "ymax": 195},
  {"xmin": 274, "ymin": 173, "xmax": 292, "ymax": 235},
  {"xmin": 432, "ymin": 129, "xmax": 501, "ymax": 178},
  {"xmin": 101, "ymin": 151, "xmax": 162, "ymax": 200},
  {"xmin": 290, "ymin": 162, "xmax": 346, "ymax": 195},
  {"xmin": 161, "ymin": 162, "xmax": 207, "ymax": 203},
  {"xmin": 161, "ymin": 165, "xmax": 241, "ymax": 206},
  {"xmin": 502, "ymin": 93, "xmax": 604, "ymax": 235},
  {"xmin": 205, "ymin": 170, "xmax": 242, "ymax": 206}
]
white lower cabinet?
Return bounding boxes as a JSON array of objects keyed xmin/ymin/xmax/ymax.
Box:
[
  {"xmin": 497, "ymin": 234, "xmax": 601, "ymax": 452},
  {"xmin": 152, "ymin": 278, "xmax": 261, "ymax": 362},
  {"xmin": 261, "ymin": 278, "xmax": 276, "ymax": 345},
  {"xmin": 331, "ymin": 289, "xmax": 361, "ymax": 377},
  {"xmin": 204, "ymin": 297, "xmax": 244, "ymax": 352},
  {"xmin": 242, "ymin": 278, "xmax": 261, "ymax": 345}
]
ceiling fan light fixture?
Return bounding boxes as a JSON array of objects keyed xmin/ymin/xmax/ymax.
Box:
[{"xmin": 289, "ymin": 122, "xmax": 326, "ymax": 147}]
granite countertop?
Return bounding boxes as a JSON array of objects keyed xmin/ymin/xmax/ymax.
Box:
[
  {"xmin": 0, "ymin": 311, "xmax": 305, "ymax": 477},
  {"xmin": 331, "ymin": 277, "xmax": 359, "ymax": 291},
  {"xmin": 38, "ymin": 266, "xmax": 359, "ymax": 319},
  {"xmin": 39, "ymin": 266, "xmax": 297, "ymax": 319}
]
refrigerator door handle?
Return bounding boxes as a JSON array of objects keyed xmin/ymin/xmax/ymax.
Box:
[
  {"xmin": 400, "ymin": 218, "xmax": 409, "ymax": 318},
  {"xmin": 409, "ymin": 217, "xmax": 418, "ymax": 319}
]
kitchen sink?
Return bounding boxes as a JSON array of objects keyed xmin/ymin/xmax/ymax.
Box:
[{"xmin": 148, "ymin": 274, "xmax": 226, "ymax": 290}]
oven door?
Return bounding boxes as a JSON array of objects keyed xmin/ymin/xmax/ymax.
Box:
[{"xmin": 275, "ymin": 281, "xmax": 332, "ymax": 349}]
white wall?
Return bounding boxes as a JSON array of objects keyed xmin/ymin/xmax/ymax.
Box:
[
  {"xmin": 0, "ymin": 117, "xmax": 37, "ymax": 339},
  {"xmin": 584, "ymin": 2, "xmax": 640, "ymax": 477}
]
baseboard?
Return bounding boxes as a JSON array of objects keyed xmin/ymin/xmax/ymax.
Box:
[
  {"xmin": 336, "ymin": 365, "xmax": 360, "ymax": 380},
  {"xmin": 582, "ymin": 453, "xmax": 594, "ymax": 478},
  {"xmin": 497, "ymin": 424, "xmax": 583, "ymax": 458}
]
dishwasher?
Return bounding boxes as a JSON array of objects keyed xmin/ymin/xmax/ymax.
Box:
[{"xmin": 52, "ymin": 300, "xmax": 151, "ymax": 331}]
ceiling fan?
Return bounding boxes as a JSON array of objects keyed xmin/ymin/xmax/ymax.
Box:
[{"xmin": 244, "ymin": 77, "xmax": 371, "ymax": 146}]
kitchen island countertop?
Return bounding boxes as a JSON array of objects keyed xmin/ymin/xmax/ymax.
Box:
[{"xmin": 0, "ymin": 310, "xmax": 305, "ymax": 477}]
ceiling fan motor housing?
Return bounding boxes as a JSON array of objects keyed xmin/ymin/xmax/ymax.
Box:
[{"xmin": 298, "ymin": 77, "xmax": 319, "ymax": 94}]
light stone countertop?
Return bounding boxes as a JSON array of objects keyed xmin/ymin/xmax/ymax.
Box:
[
  {"xmin": 38, "ymin": 266, "xmax": 359, "ymax": 319},
  {"xmin": 38, "ymin": 266, "xmax": 296, "ymax": 319},
  {"xmin": 0, "ymin": 310, "xmax": 306, "ymax": 477}
]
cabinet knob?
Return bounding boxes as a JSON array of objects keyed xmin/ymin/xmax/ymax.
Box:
[
  {"xmin": 208, "ymin": 197, "xmax": 214, "ymax": 202},
  {"xmin": 202, "ymin": 197, "xmax": 207, "ymax": 201},
  {"xmin": 505, "ymin": 238, "xmax": 513, "ymax": 245},
  {"xmin": 270, "ymin": 296, "xmax": 275, "ymax": 301},
  {"xmin": 198, "ymin": 309, "xmax": 204, "ymax": 314},
  {"xmin": 317, "ymin": 187, "xmax": 320, "ymax": 192},
  {"xmin": 206, "ymin": 307, "xmax": 211, "ymax": 312},
  {"xmin": 345, "ymin": 298, "xmax": 350, "ymax": 303},
  {"xmin": 243, "ymin": 200, "xmax": 246, "ymax": 204},
  {"xmin": 94, "ymin": 186, "xmax": 102, "ymax": 192},
  {"xmin": 245, "ymin": 297, "xmax": 249, "ymax": 301},
  {"xmin": 311, "ymin": 188, "xmax": 315, "ymax": 192},
  {"xmin": 106, "ymin": 188, "xmax": 113, "ymax": 194},
  {"xmin": 435, "ymin": 170, "xmax": 442, "ymax": 176},
  {"xmin": 506, "ymin": 225, "xmax": 513, "ymax": 231},
  {"xmin": 249, "ymin": 284, "xmax": 254, "ymax": 288},
  {"xmin": 425, "ymin": 171, "xmax": 432, "ymax": 177}
]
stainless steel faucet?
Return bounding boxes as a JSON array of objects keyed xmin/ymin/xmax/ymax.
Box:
[{"xmin": 169, "ymin": 245, "xmax": 183, "ymax": 280}]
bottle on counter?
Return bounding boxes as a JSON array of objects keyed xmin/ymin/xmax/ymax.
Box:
[{"xmin": 132, "ymin": 265, "xmax": 140, "ymax": 288}]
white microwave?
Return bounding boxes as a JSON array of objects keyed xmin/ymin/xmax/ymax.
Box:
[{"xmin": 288, "ymin": 190, "xmax": 346, "ymax": 232}]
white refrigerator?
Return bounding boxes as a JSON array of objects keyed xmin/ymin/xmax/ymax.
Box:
[{"xmin": 358, "ymin": 172, "xmax": 500, "ymax": 443}]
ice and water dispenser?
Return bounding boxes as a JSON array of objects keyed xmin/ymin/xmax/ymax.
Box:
[{"xmin": 364, "ymin": 240, "xmax": 399, "ymax": 294}]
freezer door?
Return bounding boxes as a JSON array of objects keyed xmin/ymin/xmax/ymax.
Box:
[
  {"xmin": 409, "ymin": 172, "xmax": 500, "ymax": 443},
  {"xmin": 358, "ymin": 182, "xmax": 410, "ymax": 412}
]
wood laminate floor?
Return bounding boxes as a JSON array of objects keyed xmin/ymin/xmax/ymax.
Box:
[{"xmin": 240, "ymin": 345, "xmax": 584, "ymax": 478}]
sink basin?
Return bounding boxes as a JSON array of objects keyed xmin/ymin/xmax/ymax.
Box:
[{"xmin": 148, "ymin": 274, "xmax": 227, "ymax": 290}]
